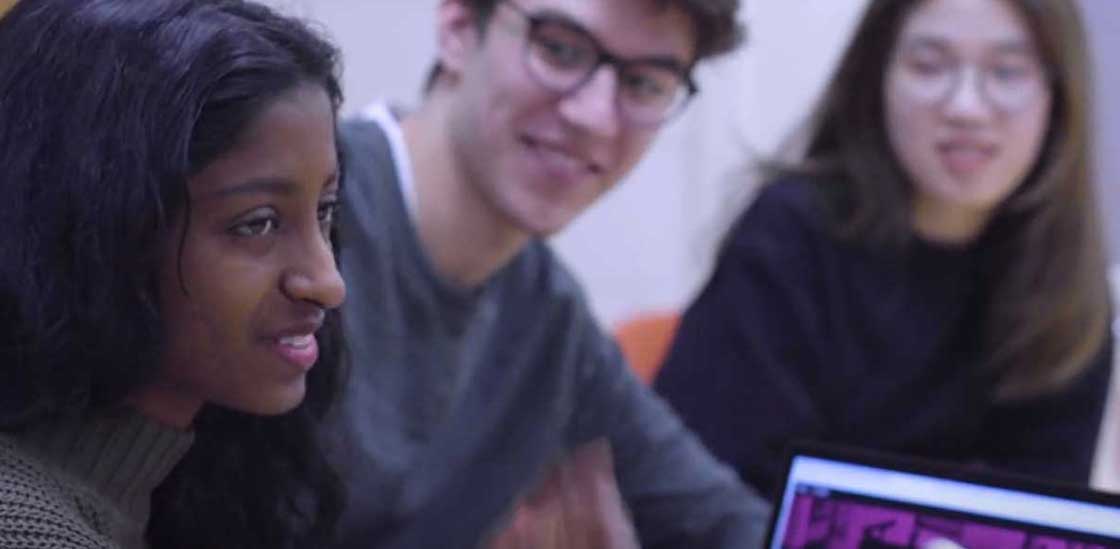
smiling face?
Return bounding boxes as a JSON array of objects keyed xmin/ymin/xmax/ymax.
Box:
[
  {"xmin": 883, "ymin": 0, "xmax": 1052, "ymax": 241},
  {"xmin": 140, "ymin": 84, "xmax": 346, "ymax": 427},
  {"xmin": 442, "ymin": 0, "xmax": 696, "ymax": 236}
]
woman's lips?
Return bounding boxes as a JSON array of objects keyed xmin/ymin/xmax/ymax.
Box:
[
  {"xmin": 937, "ymin": 140, "xmax": 997, "ymax": 177},
  {"xmin": 272, "ymin": 333, "xmax": 319, "ymax": 371}
]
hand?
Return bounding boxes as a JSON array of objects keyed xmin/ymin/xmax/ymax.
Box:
[{"xmin": 484, "ymin": 440, "xmax": 640, "ymax": 549}]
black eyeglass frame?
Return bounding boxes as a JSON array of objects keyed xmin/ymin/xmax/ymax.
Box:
[{"xmin": 502, "ymin": 0, "xmax": 699, "ymax": 126}]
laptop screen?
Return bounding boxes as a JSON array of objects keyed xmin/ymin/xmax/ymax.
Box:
[{"xmin": 766, "ymin": 445, "xmax": 1120, "ymax": 549}]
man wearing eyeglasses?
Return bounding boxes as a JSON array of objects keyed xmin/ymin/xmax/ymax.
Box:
[{"xmin": 330, "ymin": 0, "xmax": 769, "ymax": 547}]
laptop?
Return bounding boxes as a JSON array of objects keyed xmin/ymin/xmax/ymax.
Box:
[{"xmin": 765, "ymin": 443, "xmax": 1120, "ymax": 548}]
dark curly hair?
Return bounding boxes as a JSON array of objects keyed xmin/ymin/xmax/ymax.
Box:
[{"xmin": 0, "ymin": 0, "xmax": 347, "ymax": 547}]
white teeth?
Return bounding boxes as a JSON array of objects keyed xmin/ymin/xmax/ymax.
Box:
[{"xmin": 278, "ymin": 334, "xmax": 313, "ymax": 348}]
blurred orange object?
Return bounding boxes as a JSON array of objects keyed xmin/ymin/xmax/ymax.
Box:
[{"xmin": 613, "ymin": 312, "xmax": 681, "ymax": 384}]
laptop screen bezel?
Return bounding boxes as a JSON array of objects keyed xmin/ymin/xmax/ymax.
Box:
[{"xmin": 764, "ymin": 441, "xmax": 1120, "ymax": 547}]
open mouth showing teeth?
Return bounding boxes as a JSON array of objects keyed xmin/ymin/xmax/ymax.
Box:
[{"xmin": 278, "ymin": 334, "xmax": 314, "ymax": 349}]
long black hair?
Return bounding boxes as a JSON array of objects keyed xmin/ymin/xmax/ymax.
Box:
[{"xmin": 0, "ymin": 0, "xmax": 347, "ymax": 546}]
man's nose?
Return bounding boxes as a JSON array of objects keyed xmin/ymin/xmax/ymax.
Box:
[{"xmin": 557, "ymin": 64, "xmax": 622, "ymax": 139}]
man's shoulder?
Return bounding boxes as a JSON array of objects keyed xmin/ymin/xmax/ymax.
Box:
[
  {"xmin": 338, "ymin": 103, "xmax": 407, "ymax": 162},
  {"xmin": 498, "ymin": 240, "xmax": 588, "ymax": 311},
  {"xmin": 482, "ymin": 239, "xmax": 610, "ymax": 355},
  {"xmin": 336, "ymin": 115, "xmax": 405, "ymax": 246},
  {"xmin": 340, "ymin": 114, "xmax": 385, "ymax": 140},
  {"xmin": 339, "ymin": 117, "xmax": 393, "ymax": 176}
]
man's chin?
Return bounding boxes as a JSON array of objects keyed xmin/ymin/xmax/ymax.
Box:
[{"xmin": 517, "ymin": 212, "xmax": 579, "ymax": 238}]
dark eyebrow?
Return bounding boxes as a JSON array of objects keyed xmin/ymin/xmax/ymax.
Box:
[
  {"xmin": 628, "ymin": 56, "xmax": 690, "ymax": 74},
  {"xmin": 202, "ymin": 177, "xmax": 297, "ymax": 201},
  {"xmin": 533, "ymin": 9, "xmax": 691, "ymax": 72},
  {"xmin": 901, "ymin": 34, "xmax": 1037, "ymax": 56},
  {"xmin": 202, "ymin": 171, "xmax": 340, "ymax": 201},
  {"xmin": 899, "ymin": 36, "xmax": 951, "ymax": 52},
  {"xmin": 990, "ymin": 41, "xmax": 1039, "ymax": 56}
]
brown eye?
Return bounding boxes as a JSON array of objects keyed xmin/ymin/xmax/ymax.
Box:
[
  {"xmin": 317, "ymin": 200, "xmax": 339, "ymax": 233},
  {"xmin": 530, "ymin": 23, "xmax": 594, "ymax": 70},
  {"xmin": 619, "ymin": 66, "xmax": 677, "ymax": 104},
  {"xmin": 989, "ymin": 63, "xmax": 1030, "ymax": 82},
  {"xmin": 230, "ymin": 208, "xmax": 279, "ymax": 237},
  {"xmin": 906, "ymin": 53, "xmax": 951, "ymax": 78}
]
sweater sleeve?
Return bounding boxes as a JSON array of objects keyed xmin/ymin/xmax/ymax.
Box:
[
  {"xmin": 978, "ymin": 330, "xmax": 1114, "ymax": 484},
  {"xmin": 653, "ymin": 181, "xmax": 833, "ymax": 498},
  {"xmin": 0, "ymin": 441, "xmax": 116, "ymax": 549},
  {"xmin": 567, "ymin": 326, "xmax": 772, "ymax": 549}
]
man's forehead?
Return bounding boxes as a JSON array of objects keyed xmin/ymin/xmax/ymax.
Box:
[{"xmin": 513, "ymin": 0, "xmax": 697, "ymax": 61}]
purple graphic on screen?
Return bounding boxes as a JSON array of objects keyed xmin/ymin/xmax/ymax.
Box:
[{"xmin": 779, "ymin": 487, "xmax": 1117, "ymax": 549}]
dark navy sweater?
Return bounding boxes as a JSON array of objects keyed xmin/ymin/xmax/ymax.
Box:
[{"xmin": 655, "ymin": 177, "xmax": 1113, "ymax": 498}]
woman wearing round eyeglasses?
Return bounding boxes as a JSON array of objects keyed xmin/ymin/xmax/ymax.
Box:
[{"xmin": 654, "ymin": 0, "xmax": 1112, "ymax": 498}]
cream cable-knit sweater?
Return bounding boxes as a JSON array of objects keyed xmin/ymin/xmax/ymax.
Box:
[{"xmin": 0, "ymin": 410, "xmax": 194, "ymax": 548}]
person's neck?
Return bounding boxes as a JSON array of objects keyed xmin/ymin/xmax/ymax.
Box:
[
  {"xmin": 401, "ymin": 98, "xmax": 529, "ymax": 290},
  {"xmin": 912, "ymin": 195, "xmax": 991, "ymax": 245},
  {"xmin": 127, "ymin": 383, "xmax": 201, "ymax": 430}
]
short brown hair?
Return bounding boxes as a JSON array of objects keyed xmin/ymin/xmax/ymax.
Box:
[
  {"xmin": 463, "ymin": 0, "xmax": 743, "ymax": 61},
  {"xmin": 423, "ymin": 0, "xmax": 743, "ymax": 92}
]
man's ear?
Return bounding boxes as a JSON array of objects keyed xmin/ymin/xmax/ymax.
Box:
[{"xmin": 436, "ymin": 0, "xmax": 483, "ymax": 82}]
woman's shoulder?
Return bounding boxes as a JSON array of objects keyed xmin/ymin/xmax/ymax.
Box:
[
  {"xmin": 0, "ymin": 436, "xmax": 114, "ymax": 548},
  {"xmin": 726, "ymin": 174, "xmax": 833, "ymax": 250},
  {"xmin": 755, "ymin": 174, "xmax": 823, "ymax": 208}
]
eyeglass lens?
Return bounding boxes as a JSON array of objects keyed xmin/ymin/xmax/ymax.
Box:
[
  {"xmin": 892, "ymin": 45, "xmax": 1047, "ymax": 112},
  {"xmin": 522, "ymin": 16, "xmax": 690, "ymax": 124}
]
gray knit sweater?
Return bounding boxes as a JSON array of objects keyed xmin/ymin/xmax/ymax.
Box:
[{"xmin": 0, "ymin": 410, "xmax": 194, "ymax": 549}]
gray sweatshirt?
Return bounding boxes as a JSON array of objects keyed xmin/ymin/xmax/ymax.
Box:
[{"xmin": 328, "ymin": 114, "xmax": 770, "ymax": 549}]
